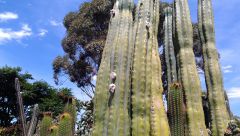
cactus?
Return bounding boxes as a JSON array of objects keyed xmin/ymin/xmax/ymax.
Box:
[
  {"xmin": 92, "ymin": 0, "xmax": 134, "ymax": 135},
  {"xmin": 163, "ymin": 7, "xmax": 177, "ymax": 89},
  {"xmin": 198, "ymin": 0, "xmax": 230, "ymax": 135},
  {"xmin": 59, "ymin": 113, "xmax": 73, "ymax": 136},
  {"xmin": 27, "ymin": 104, "xmax": 39, "ymax": 136},
  {"xmin": 64, "ymin": 97, "xmax": 77, "ymax": 133},
  {"xmin": 224, "ymin": 91, "xmax": 233, "ymax": 119},
  {"xmin": 15, "ymin": 78, "xmax": 27, "ymax": 136},
  {"xmin": 167, "ymin": 83, "xmax": 185, "ymax": 136},
  {"xmin": 40, "ymin": 113, "xmax": 52, "ymax": 136},
  {"xmin": 173, "ymin": 0, "xmax": 207, "ymax": 135},
  {"xmin": 49, "ymin": 125, "xmax": 59, "ymax": 136},
  {"xmin": 131, "ymin": 0, "xmax": 170, "ymax": 135}
]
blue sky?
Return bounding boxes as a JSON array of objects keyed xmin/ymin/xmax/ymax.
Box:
[{"xmin": 0, "ymin": 0, "xmax": 240, "ymax": 116}]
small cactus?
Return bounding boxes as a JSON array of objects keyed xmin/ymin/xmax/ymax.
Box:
[
  {"xmin": 40, "ymin": 113, "xmax": 52, "ymax": 136},
  {"xmin": 59, "ymin": 113, "xmax": 73, "ymax": 136},
  {"xmin": 167, "ymin": 83, "xmax": 185, "ymax": 136},
  {"xmin": 49, "ymin": 125, "xmax": 59, "ymax": 136},
  {"xmin": 64, "ymin": 98, "xmax": 76, "ymax": 134}
]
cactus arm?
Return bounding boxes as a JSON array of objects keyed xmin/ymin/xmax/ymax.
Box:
[
  {"xmin": 131, "ymin": 0, "xmax": 170, "ymax": 135},
  {"xmin": 164, "ymin": 7, "xmax": 178, "ymax": 90},
  {"xmin": 92, "ymin": 0, "xmax": 134, "ymax": 135},
  {"xmin": 198, "ymin": 0, "xmax": 230, "ymax": 135},
  {"xmin": 173, "ymin": 0, "xmax": 208, "ymax": 135}
]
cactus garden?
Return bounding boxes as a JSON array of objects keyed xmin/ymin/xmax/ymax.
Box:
[{"xmin": 0, "ymin": 0, "xmax": 240, "ymax": 136}]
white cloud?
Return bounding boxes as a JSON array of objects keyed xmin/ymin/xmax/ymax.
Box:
[
  {"xmin": 222, "ymin": 65, "xmax": 233, "ymax": 73},
  {"xmin": 50, "ymin": 20, "xmax": 62, "ymax": 26},
  {"xmin": 227, "ymin": 87, "xmax": 240, "ymax": 99},
  {"xmin": 0, "ymin": 12, "xmax": 18, "ymax": 22},
  {"xmin": 38, "ymin": 29, "xmax": 48, "ymax": 37},
  {"xmin": 223, "ymin": 65, "xmax": 232, "ymax": 69},
  {"xmin": 0, "ymin": 24, "xmax": 32, "ymax": 44}
]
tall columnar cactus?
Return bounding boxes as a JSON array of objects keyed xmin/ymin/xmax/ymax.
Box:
[
  {"xmin": 173, "ymin": 0, "xmax": 207, "ymax": 135},
  {"xmin": 168, "ymin": 83, "xmax": 185, "ymax": 136},
  {"xmin": 59, "ymin": 113, "xmax": 73, "ymax": 136},
  {"xmin": 224, "ymin": 91, "xmax": 233, "ymax": 119},
  {"xmin": 27, "ymin": 104, "xmax": 39, "ymax": 136},
  {"xmin": 163, "ymin": 7, "xmax": 177, "ymax": 89},
  {"xmin": 131, "ymin": 0, "xmax": 170, "ymax": 135},
  {"xmin": 64, "ymin": 97, "xmax": 77, "ymax": 133},
  {"xmin": 40, "ymin": 113, "xmax": 52, "ymax": 136},
  {"xmin": 49, "ymin": 125, "xmax": 59, "ymax": 136},
  {"xmin": 198, "ymin": 0, "xmax": 230, "ymax": 135},
  {"xmin": 92, "ymin": 0, "xmax": 134, "ymax": 135}
]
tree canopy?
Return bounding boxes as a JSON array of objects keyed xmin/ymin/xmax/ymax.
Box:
[{"xmin": 0, "ymin": 66, "xmax": 73, "ymax": 127}]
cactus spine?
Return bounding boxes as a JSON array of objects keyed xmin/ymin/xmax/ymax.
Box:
[
  {"xmin": 173, "ymin": 0, "xmax": 207, "ymax": 135},
  {"xmin": 92, "ymin": 0, "xmax": 134, "ymax": 135},
  {"xmin": 198, "ymin": 0, "xmax": 230, "ymax": 135},
  {"xmin": 168, "ymin": 83, "xmax": 185, "ymax": 136},
  {"xmin": 49, "ymin": 125, "xmax": 59, "ymax": 136},
  {"xmin": 131, "ymin": 0, "xmax": 170, "ymax": 135},
  {"xmin": 40, "ymin": 113, "xmax": 52, "ymax": 136},
  {"xmin": 59, "ymin": 113, "xmax": 73, "ymax": 136}
]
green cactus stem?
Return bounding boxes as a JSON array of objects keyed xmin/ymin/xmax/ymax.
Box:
[
  {"xmin": 131, "ymin": 0, "xmax": 170, "ymax": 135},
  {"xmin": 167, "ymin": 83, "xmax": 185, "ymax": 136},
  {"xmin": 173, "ymin": 0, "xmax": 207, "ymax": 135},
  {"xmin": 92, "ymin": 0, "xmax": 134, "ymax": 135},
  {"xmin": 40, "ymin": 112, "xmax": 52, "ymax": 136},
  {"xmin": 64, "ymin": 97, "xmax": 77, "ymax": 133},
  {"xmin": 49, "ymin": 125, "xmax": 59, "ymax": 136},
  {"xmin": 163, "ymin": 7, "xmax": 177, "ymax": 90},
  {"xmin": 198, "ymin": 0, "xmax": 230, "ymax": 135},
  {"xmin": 59, "ymin": 113, "xmax": 73, "ymax": 136}
]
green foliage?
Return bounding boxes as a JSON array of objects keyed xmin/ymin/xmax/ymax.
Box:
[
  {"xmin": 0, "ymin": 66, "xmax": 72, "ymax": 129},
  {"xmin": 40, "ymin": 114, "xmax": 52, "ymax": 136},
  {"xmin": 77, "ymin": 100, "xmax": 93, "ymax": 136},
  {"xmin": 52, "ymin": 0, "xmax": 113, "ymax": 97},
  {"xmin": 0, "ymin": 66, "xmax": 32, "ymax": 127}
]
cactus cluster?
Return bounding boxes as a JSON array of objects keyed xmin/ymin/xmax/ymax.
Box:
[
  {"xmin": 92, "ymin": 0, "xmax": 232, "ymax": 135},
  {"xmin": 39, "ymin": 98, "xmax": 76, "ymax": 136}
]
